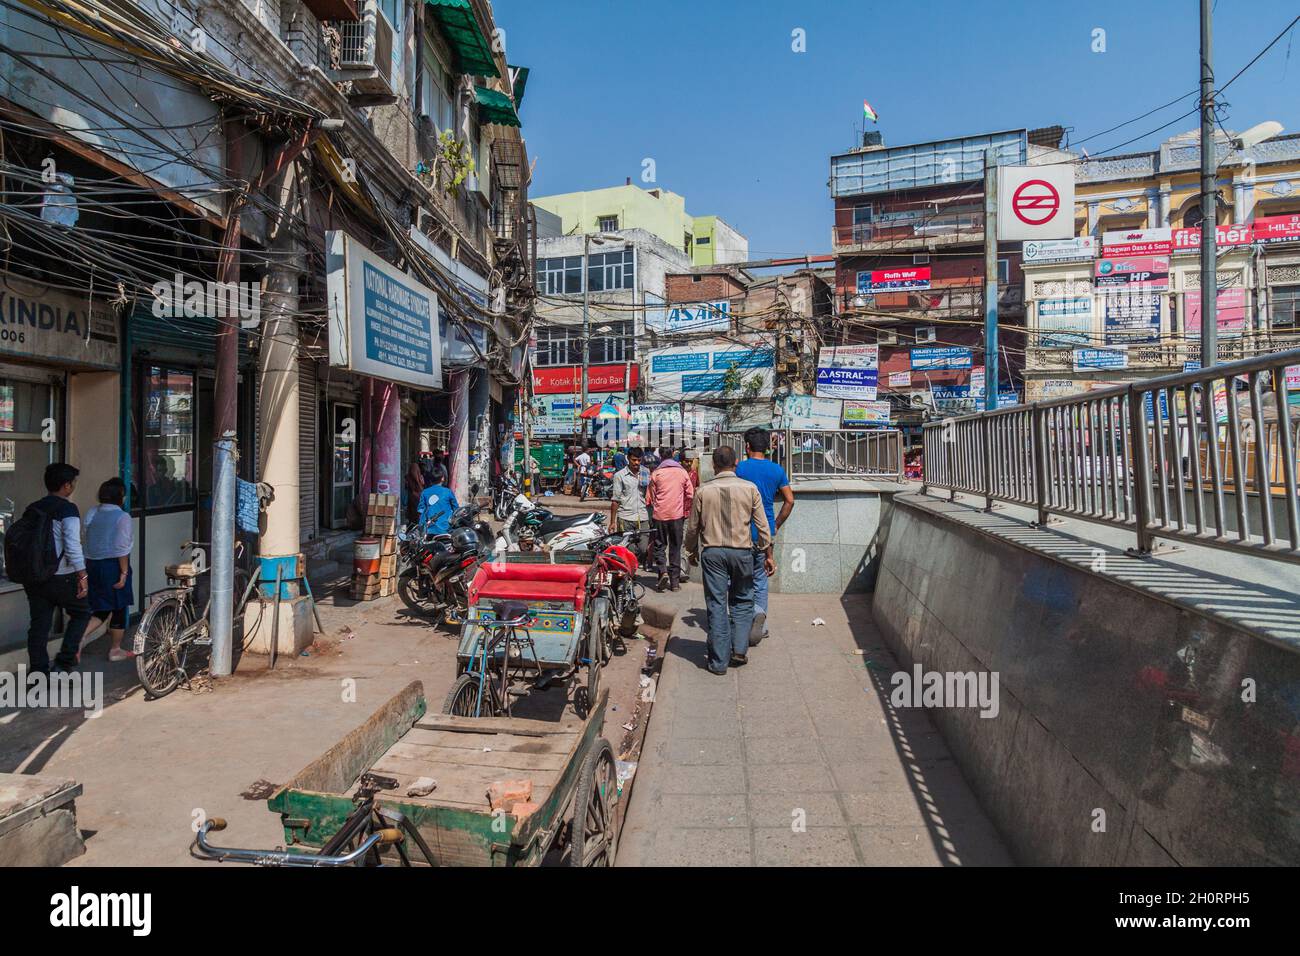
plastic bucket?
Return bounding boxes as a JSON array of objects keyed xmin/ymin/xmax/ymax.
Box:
[{"xmin": 354, "ymin": 536, "xmax": 382, "ymax": 576}]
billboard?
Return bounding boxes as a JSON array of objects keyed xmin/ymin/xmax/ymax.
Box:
[
  {"xmin": 532, "ymin": 363, "xmax": 639, "ymax": 395},
  {"xmin": 1022, "ymin": 236, "xmax": 1096, "ymax": 263},
  {"xmin": 1102, "ymin": 289, "xmax": 1161, "ymax": 343},
  {"xmin": 326, "ymin": 231, "xmax": 442, "ymax": 390},
  {"xmin": 645, "ymin": 341, "xmax": 775, "ymax": 400},
  {"xmin": 1185, "ymin": 287, "xmax": 1248, "ymax": 337},
  {"xmin": 815, "ymin": 344, "xmax": 879, "ymax": 400},
  {"xmin": 646, "ymin": 300, "xmax": 731, "ymax": 334},
  {"xmin": 1037, "ymin": 296, "xmax": 1093, "ymax": 347},
  {"xmin": 911, "ymin": 346, "xmax": 972, "ymax": 370},
  {"xmin": 776, "ymin": 395, "xmax": 843, "ymax": 430},
  {"xmin": 842, "ymin": 400, "xmax": 892, "ymax": 427},
  {"xmin": 856, "ymin": 267, "xmax": 931, "ymax": 293},
  {"xmin": 1094, "ymin": 255, "xmax": 1169, "ymax": 290}
]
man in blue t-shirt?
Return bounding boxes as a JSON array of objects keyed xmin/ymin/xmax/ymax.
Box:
[
  {"xmin": 734, "ymin": 427, "xmax": 794, "ymax": 645},
  {"xmin": 418, "ymin": 464, "xmax": 460, "ymax": 536}
]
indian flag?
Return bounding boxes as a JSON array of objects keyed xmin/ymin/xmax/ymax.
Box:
[{"xmin": 863, "ymin": 99, "xmax": 878, "ymax": 123}]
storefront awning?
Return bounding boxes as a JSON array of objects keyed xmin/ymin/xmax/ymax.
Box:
[
  {"xmin": 509, "ymin": 65, "xmax": 529, "ymax": 108},
  {"xmin": 474, "ymin": 86, "xmax": 521, "ymax": 128},
  {"xmin": 424, "ymin": 0, "xmax": 500, "ymax": 78}
]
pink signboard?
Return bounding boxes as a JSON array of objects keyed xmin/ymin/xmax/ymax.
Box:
[{"xmin": 1185, "ymin": 287, "xmax": 1247, "ymax": 337}]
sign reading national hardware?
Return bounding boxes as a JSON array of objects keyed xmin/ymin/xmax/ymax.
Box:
[
  {"xmin": 856, "ymin": 267, "xmax": 931, "ymax": 294},
  {"xmin": 0, "ymin": 271, "xmax": 120, "ymax": 370},
  {"xmin": 326, "ymin": 231, "xmax": 442, "ymax": 389},
  {"xmin": 1022, "ymin": 236, "xmax": 1097, "ymax": 263},
  {"xmin": 815, "ymin": 344, "xmax": 879, "ymax": 401},
  {"xmin": 647, "ymin": 301, "xmax": 731, "ymax": 334}
]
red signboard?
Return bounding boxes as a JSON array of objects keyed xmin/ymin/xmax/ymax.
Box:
[
  {"xmin": 1254, "ymin": 213, "xmax": 1300, "ymax": 245},
  {"xmin": 532, "ymin": 363, "xmax": 639, "ymax": 395},
  {"xmin": 1102, "ymin": 228, "xmax": 1172, "ymax": 258},
  {"xmin": 1172, "ymin": 223, "xmax": 1254, "ymax": 250}
]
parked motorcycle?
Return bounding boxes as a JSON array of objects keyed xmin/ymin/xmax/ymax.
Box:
[
  {"xmin": 398, "ymin": 505, "xmax": 491, "ymax": 625},
  {"xmin": 493, "ymin": 493, "xmax": 607, "ymax": 554},
  {"xmin": 491, "ymin": 473, "xmax": 520, "ymax": 521},
  {"xmin": 594, "ymin": 531, "xmax": 644, "ymax": 642}
]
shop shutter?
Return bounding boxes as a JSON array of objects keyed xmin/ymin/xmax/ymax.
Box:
[{"xmin": 298, "ymin": 356, "xmax": 319, "ymax": 540}]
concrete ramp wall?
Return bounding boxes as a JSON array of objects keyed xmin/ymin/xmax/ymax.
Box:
[{"xmin": 871, "ymin": 495, "xmax": 1300, "ymax": 866}]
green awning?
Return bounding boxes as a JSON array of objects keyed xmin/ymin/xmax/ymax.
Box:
[
  {"xmin": 509, "ymin": 65, "xmax": 529, "ymax": 108},
  {"xmin": 425, "ymin": 0, "xmax": 500, "ymax": 78},
  {"xmin": 474, "ymin": 85, "xmax": 520, "ymax": 127}
]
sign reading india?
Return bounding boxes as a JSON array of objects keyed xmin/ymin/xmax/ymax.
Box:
[{"xmin": 0, "ymin": 271, "xmax": 120, "ymax": 370}]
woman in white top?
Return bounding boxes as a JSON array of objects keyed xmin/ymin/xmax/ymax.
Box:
[{"xmin": 82, "ymin": 477, "xmax": 135, "ymax": 662}]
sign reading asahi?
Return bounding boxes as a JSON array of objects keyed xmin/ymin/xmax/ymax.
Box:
[{"xmin": 0, "ymin": 271, "xmax": 120, "ymax": 370}]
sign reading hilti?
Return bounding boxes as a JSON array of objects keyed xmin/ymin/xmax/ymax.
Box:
[
  {"xmin": 1101, "ymin": 227, "xmax": 1171, "ymax": 258},
  {"xmin": 857, "ymin": 267, "xmax": 931, "ymax": 293},
  {"xmin": 1171, "ymin": 223, "xmax": 1253, "ymax": 251},
  {"xmin": 1254, "ymin": 213, "xmax": 1300, "ymax": 245},
  {"xmin": 996, "ymin": 164, "xmax": 1075, "ymax": 241}
]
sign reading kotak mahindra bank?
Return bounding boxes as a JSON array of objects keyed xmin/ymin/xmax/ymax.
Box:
[{"xmin": 996, "ymin": 164, "xmax": 1075, "ymax": 241}]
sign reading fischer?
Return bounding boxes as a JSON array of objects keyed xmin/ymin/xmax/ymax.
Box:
[{"xmin": 0, "ymin": 271, "xmax": 120, "ymax": 370}]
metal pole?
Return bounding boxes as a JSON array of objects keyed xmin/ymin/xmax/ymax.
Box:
[
  {"xmin": 581, "ymin": 234, "xmax": 590, "ymax": 437},
  {"xmin": 1199, "ymin": 0, "xmax": 1218, "ymax": 368},
  {"xmin": 210, "ymin": 117, "xmax": 242, "ymax": 678},
  {"xmin": 983, "ymin": 150, "xmax": 999, "ymax": 412}
]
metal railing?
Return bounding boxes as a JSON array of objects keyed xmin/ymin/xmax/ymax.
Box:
[
  {"xmin": 718, "ymin": 429, "xmax": 904, "ymax": 481},
  {"xmin": 922, "ymin": 348, "xmax": 1300, "ymax": 564}
]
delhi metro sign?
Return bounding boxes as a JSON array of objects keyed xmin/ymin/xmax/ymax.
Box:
[{"xmin": 997, "ymin": 164, "xmax": 1075, "ymax": 241}]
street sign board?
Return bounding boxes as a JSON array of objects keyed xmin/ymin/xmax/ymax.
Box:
[{"xmin": 997, "ymin": 165, "xmax": 1075, "ymax": 241}]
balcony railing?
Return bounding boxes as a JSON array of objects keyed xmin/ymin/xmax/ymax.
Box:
[{"xmin": 833, "ymin": 212, "xmax": 986, "ymax": 251}]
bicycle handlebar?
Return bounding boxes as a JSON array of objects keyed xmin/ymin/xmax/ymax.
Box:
[{"xmin": 194, "ymin": 818, "xmax": 402, "ymax": 867}]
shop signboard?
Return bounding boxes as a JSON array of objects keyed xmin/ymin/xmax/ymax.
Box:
[
  {"xmin": 776, "ymin": 395, "xmax": 843, "ymax": 430},
  {"xmin": 1101, "ymin": 227, "xmax": 1172, "ymax": 258},
  {"xmin": 911, "ymin": 346, "xmax": 972, "ymax": 370},
  {"xmin": 532, "ymin": 363, "xmax": 638, "ymax": 395},
  {"xmin": 1185, "ymin": 287, "xmax": 1248, "ymax": 337},
  {"xmin": 645, "ymin": 341, "xmax": 774, "ymax": 400},
  {"xmin": 1038, "ymin": 296, "xmax": 1093, "ymax": 347},
  {"xmin": 842, "ymin": 400, "xmax": 892, "ymax": 427},
  {"xmin": 1022, "ymin": 236, "xmax": 1097, "ymax": 263},
  {"xmin": 856, "ymin": 267, "xmax": 931, "ymax": 294},
  {"xmin": 326, "ymin": 231, "xmax": 442, "ymax": 390},
  {"xmin": 1171, "ymin": 223, "xmax": 1253, "ymax": 251},
  {"xmin": 815, "ymin": 344, "xmax": 879, "ymax": 400},
  {"xmin": 0, "ymin": 271, "xmax": 120, "ymax": 371},
  {"xmin": 646, "ymin": 301, "xmax": 731, "ymax": 334},
  {"xmin": 1102, "ymin": 289, "xmax": 1161, "ymax": 343},
  {"xmin": 1073, "ymin": 347, "xmax": 1128, "ymax": 371},
  {"xmin": 1094, "ymin": 255, "xmax": 1169, "ymax": 290},
  {"xmin": 1254, "ymin": 213, "xmax": 1300, "ymax": 245}
]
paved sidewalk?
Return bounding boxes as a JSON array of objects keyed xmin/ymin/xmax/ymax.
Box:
[{"xmin": 618, "ymin": 586, "xmax": 1012, "ymax": 866}]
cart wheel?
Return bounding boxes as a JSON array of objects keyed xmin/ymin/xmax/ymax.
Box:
[
  {"xmin": 569, "ymin": 739, "xmax": 617, "ymax": 867},
  {"xmin": 442, "ymin": 673, "xmax": 496, "ymax": 717}
]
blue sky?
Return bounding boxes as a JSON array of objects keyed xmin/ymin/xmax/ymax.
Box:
[{"xmin": 495, "ymin": 0, "xmax": 1300, "ymax": 260}]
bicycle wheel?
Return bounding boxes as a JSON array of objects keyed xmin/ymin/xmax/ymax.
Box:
[
  {"xmin": 442, "ymin": 673, "xmax": 497, "ymax": 717},
  {"xmin": 134, "ymin": 593, "xmax": 194, "ymax": 698}
]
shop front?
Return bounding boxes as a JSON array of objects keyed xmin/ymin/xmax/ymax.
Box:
[{"xmin": 0, "ymin": 272, "xmax": 121, "ymax": 655}]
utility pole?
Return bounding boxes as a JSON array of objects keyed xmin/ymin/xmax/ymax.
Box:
[
  {"xmin": 983, "ymin": 149, "xmax": 999, "ymax": 412},
  {"xmin": 1199, "ymin": 0, "xmax": 1218, "ymax": 368},
  {"xmin": 210, "ymin": 117, "xmax": 242, "ymax": 677},
  {"xmin": 581, "ymin": 233, "xmax": 591, "ymax": 437}
]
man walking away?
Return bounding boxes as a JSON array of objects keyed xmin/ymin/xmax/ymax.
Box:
[
  {"xmin": 645, "ymin": 445, "xmax": 693, "ymax": 592},
  {"xmin": 8, "ymin": 463, "xmax": 91, "ymax": 673},
  {"xmin": 609, "ymin": 448, "xmax": 651, "ymax": 559},
  {"xmin": 685, "ymin": 446, "xmax": 773, "ymax": 674},
  {"xmin": 735, "ymin": 427, "xmax": 794, "ymax": 646},
  {"xmin": 575, "ymin": 445, "xmax": 594, "ymax": 500}
]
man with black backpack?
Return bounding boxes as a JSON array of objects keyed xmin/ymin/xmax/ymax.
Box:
[{"xmin": 4, "ymin": 463, "xmax": 91, "ymax": 673}]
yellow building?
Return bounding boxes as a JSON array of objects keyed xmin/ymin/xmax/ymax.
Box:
[{"xmin": 1023, "ymin": 129, "xmax": 1300, "ymax": 400}]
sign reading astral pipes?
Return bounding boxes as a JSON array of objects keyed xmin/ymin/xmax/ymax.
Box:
[
  {"xmin": 326, "ymin": 230, "xmax": 442, "ymax": 390},
  {"xmin": 815, "ymin": 344, "xmax": 878, "ymax": 400}
]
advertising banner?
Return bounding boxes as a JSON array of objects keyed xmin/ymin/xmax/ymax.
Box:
[
  {"xmin": 1022, "ymin": 236, "xmax": 1097, "ymax": 263},
  {"xmin": 911, "ymin": 346, "xmax": 972, "ymax": 370},
  {"xmin": 815, "ymin": 344, "xmax": 879, "ymax": 400},
  {"xmin": 842, "ymin": 400, "xmax": 892, "ymax": 427},
  {"xmin": 532, "ymin": 363, "xmax": 638, "ymax": 395},
  {"xmin": 856, "ymin": 267, "xmax": 931, "ymax": 294},
  {"xmin": 776, "ymin": 395, "xmax": 843, "ymax": 430},
  {"xmin": 326, "ymin": 230, "xmax": 442, "ymax": 390},
  {"xmin": 969, "ymin": 366, "xmax": 986, "ymax": 396},
  {"xmin": 646, "ymin": 300, "xmax": 731, "ymax": 334},
  {"xmin": 1094, "ymin": 255, "xmax": 1170, "ymax": 289},
  {"xmin": 886, "ymin": 370, "xmax": 912, "ymax": 388},
  {"xmin": 645, "ymin": 341, "xmax": 775, "ymax": 400},
  {"xmin": 1038, "ymin": 296, "xmax": 1094, "ymax": 346},
  {"xmin": 1185, "ymin": 287, "xmax": 1248, "ymax": 337},
  {"xmin": 1102, "ymin": 289, "xmax": 1161, "ymax": 342},
  {"xmin": 1171, "ymin": 223, "xmax": 1254, "ymax": 251},
  {"xmin": 1254, "ymin": 213, "xmax": 1300, "ymax": 245},
  {"xmin": 1074, "ymin": 347, "xmax": 1128, "ymax": 371},
  {"xmin": 1101, "ymin": 227, "xmax": 1172, "ymax": 258}
]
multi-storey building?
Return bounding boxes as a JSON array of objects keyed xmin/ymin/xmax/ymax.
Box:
[
  {"xmin": 0, "ymin": 0, "xmax": 533, "ymax": 654},
  {"xmin": 829, "ymin": 127, "xmax": 1070, "ymax": 440},
  {"xmin": 1021, "ymin": 129, "xmax": 1300, "ymax": 400}
]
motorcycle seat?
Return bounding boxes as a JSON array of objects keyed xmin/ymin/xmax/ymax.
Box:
[{"xmin": 538, "ymin": 512, "xmax": 604, "ymax": 535}]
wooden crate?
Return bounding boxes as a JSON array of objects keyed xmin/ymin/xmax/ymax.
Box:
[
  {"xmin": 379, "ymin": 534, "xmax": 397, "ymax": 556},
  {"xmin": 379, "ymin": 573, "xmax": 397, "ymax": 597},
  {"xmin": 379, "ymin": 552, "xmax": 398, "ymax": 579}
]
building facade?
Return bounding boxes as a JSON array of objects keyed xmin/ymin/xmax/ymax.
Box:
[{"xmin": 0, "ymin": 0, "xmax": 534, "ymax": 655}]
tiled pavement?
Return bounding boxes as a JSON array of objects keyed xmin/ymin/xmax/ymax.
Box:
[{"xmin": 617, "ymin": 586, "xmax": 1012, "ymax": 866}]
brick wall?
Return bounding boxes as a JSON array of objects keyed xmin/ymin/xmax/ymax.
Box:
[{"xmin": 664, "ymin": 271, "xmax": 746, "ymax": 304}]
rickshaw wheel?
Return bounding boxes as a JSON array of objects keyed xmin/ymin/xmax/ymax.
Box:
[
  {"xmin": 569, "ymin": 739, "xmax": 617, "ymax": 867},
  {"xmin": 442, "ymin": 673, "xmax": 496, "ymax": 717}
]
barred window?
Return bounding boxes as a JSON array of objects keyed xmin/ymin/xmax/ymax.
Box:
[{"xmin": 1271, "ymin": 286, "xmax": 1300, "ymax": 330}]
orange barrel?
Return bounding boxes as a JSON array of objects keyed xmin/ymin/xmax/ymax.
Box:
[{"xmin": 354, "ymin": 536, "xmax": 382, "ymax": 576}]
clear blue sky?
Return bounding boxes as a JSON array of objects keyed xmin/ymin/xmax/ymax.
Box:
[{"xmin": 495, "ymin": 0, "xmax": 1300, "ymax": 261}]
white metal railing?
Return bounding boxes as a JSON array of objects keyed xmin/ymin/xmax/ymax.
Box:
[
  {"xmin": 922, "ymin": 348, "xmax": 1300, "ymax": 562},
  {"xmin": 718, "ymin": 429, "xmax": 903, "ymax": 481}
]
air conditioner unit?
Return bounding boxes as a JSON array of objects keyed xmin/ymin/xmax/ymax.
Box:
[
  {"xmin": 913, "ymin": 253, "xmax": 930, "ymax": 264},
  {"xmin": 915, "ymin": 327, "xmax": 937, "ymax": 343},
  {"xmin": 333, "ymin": 0, "xmax": 395, "ymax": 102}
]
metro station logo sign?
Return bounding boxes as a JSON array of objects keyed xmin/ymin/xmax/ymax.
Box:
[{"xmin": 997, "ymin": 164, "xmax": 1074, "ymax": 241}]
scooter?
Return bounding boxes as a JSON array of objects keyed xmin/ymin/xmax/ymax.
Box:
[{"xmin": 493, "ymin": 493, "xmax": 607, "ymax": 553}]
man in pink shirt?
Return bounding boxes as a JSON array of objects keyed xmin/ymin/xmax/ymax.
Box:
[{"xmin": 645, "ymin": 446, "xmax": 694, "ymax": 591}]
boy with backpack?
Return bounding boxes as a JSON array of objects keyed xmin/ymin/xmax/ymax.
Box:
[{"xmin": 4, "ymin": 462, "xmax": 91, "ymax": 673}]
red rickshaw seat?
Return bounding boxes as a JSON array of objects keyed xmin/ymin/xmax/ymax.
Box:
[{"xmin": 470, "ymin": 562, "xmax": 590, "ymax": 610}]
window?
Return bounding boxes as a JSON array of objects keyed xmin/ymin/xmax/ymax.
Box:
[
  {"xmin": 0, "ymin": 375, "xmax": 62, "ymax": 584},
  {"xmin": 998, "ymin": 259, "xmax": 1010, "ymax": 284},
  {"xmin": 913, "ymin": 253, "xmax": 930, "ymax": 264},
  {"xmin": 140, "ymin": 366, "xmax": 195, "ymax": 509},
  {"xmin": 588, "ymin": 248, "xmax": 635, "ymax": 292},
  {"xmin": 1271, "ymin": 286, "xmax": 1300, "ymax": 331},
  {"xmin": 588, "ymin": 320, "xmax": 635, "ymax": 364},
  {"xmin": 420, "ymin": 42, "xmax": 455, "ymax": 134},
  {"xmin": 684, "ymin": 233, "xmax": 693, "ymax": 254},
  {"xmin": 533, "ymin": 326, "xmax": 580, "ymax": 366},
  {"xmin": 598, "ymin": 215, "xmax": 619, "ymax": 233},
  {"xmin": 537, "ymin": 256, "xmax": 583, "ymax": 295},
  {"xmin": 696, "ymin": 236, "xmax": 710, "ymax": 245}
]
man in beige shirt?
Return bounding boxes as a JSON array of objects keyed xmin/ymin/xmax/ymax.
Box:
[{"xmin": 685, "ymin": 445, "xmax": 774, "ymax": 674}]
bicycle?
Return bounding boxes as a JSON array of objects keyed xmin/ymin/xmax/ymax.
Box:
[
  {"xmin": 441, "ymin": 601, "xmax": 541, "ymax": 718},
  {"xmin": 192, "ymin": 772, "xmax": 436, "ymax": 867},
  {"xmin": 132, "ymin": 540, "xmax": 257, "ymax": 698}
]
